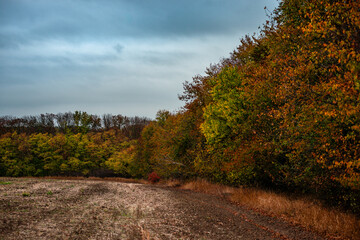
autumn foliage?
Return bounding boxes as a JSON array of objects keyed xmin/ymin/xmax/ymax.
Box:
[
  {"xmin": 136, "ymin": 0, "xmax": 360, "ymax": 213},
  {"xmin": 1, "ymin": 0, "xmax": 359, "ymax": 214},
  {"xmin": 148, "ymin": 171, "xmax": 160, "ymax": 183},
  {"xmin": 0, "ymin": 112, "xmax": 149, "ymax": 178}
]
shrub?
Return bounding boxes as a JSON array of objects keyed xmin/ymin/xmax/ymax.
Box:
[{"xmin": 148, "ymin": 171, "xmax": 160, "ymax": 183}]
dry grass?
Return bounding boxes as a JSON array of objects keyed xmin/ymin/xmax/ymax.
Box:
[
  {"xmin": 163, "ymin": 179, "xmax": 183, "ymax": 188},
  {"xmin": 180, "ymin": 179, "xmax": 360, "ymax": 240},
  {"xmin": 231, "ymin": 188, "xmax": 360, "ymax": 240},
  {"xmin": 181, "ymin": 178, "xmax": 235, "ymax": 196}
]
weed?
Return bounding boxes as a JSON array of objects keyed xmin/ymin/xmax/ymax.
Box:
[
  {"xmin": 22, "ymin": 192, "xmax": 31, "ymax": 197},
  {"xmin": 0, "ymin": 181, "xmax": 12, "ymax": 185},
  {"xmin": 47, "ymin": 190, "xmax": 53, "ymax": 195}
]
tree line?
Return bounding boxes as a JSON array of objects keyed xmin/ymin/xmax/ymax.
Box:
[
  {"xmin": 0, "ymin": 111, "xmax": 150, "ymax": 139},
  {"xmin": 0, "ymin": 130, "xmax": 141, "ymax": 178},
  {"xmin": 0, "ymin": 112, "xmax": 150, "ymax": 179}
]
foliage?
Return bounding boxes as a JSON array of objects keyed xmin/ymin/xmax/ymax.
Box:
[
  {"xmin": 104, "ymin": 140, "xmax": 138, "ymax": 177},
  {"xmin": 135, "ymin": 0, "xmax": 360, "ymax": 213},
  {"xmin": 0, "ymin": 130, "xmax": 138, "ymax": 178},
  {"xmin": 148, "ymin": 171, "xmax": 160, "ymax": 183}
]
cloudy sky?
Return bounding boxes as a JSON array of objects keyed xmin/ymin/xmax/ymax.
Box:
[{"xmin": 0, "ymin": 0, "xmax": 278, "ymax": 119}]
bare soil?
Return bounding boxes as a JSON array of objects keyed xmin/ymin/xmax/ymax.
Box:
[{"xmin": 0, "ymin": 178, "xmax": 326, "ymax": 240}]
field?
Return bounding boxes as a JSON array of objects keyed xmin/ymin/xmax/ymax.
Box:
[{"xmin": 0, "ymin": 177, "xmax": 325, "ymax": 240}]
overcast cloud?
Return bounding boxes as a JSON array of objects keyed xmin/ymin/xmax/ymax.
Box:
[{"xmin": 0, "ymin": 0, "xmax": 279, "ymax": 118}]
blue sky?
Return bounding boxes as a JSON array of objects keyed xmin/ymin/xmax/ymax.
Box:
[{"xmin": 0, "ymin": 0, "xmax": 279, "ymax": 118}]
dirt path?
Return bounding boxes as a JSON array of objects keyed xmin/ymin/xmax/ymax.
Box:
[{"xmin": 0, "ymin": 178, "xmax": 325, "ymax": 240}]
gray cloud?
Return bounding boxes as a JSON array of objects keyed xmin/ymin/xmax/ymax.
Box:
[
  {"xmin": 0, "ymin": 0, "xmax": 279, "ymax": 118},
  {"xmin": 0, "ymin": 0, "xmax": 277, "ymax": 43}
]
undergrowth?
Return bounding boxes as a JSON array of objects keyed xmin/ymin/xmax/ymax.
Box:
[{"xmin": 180, "ymin": 179, "xmax": 360, "ymax": 240}]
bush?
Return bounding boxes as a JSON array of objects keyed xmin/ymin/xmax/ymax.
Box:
[{"xmin": 148, "ymin": 171, "xmax": 160, "ymax": 183}]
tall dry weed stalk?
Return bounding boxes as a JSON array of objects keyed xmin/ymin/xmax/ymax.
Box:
[{"xmin": 139, "ymin": 224, "xmax": 151, "ymax": 240}]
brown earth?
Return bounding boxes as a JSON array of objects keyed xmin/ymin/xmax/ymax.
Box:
[{"xmin": 0, "ymin": 178, "xmax": 326, "ymax": 240}]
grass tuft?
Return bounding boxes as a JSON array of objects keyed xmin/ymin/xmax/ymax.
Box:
[{"xmin": 22, "ymin": 192, "xmax": 31, "ymax": 197}]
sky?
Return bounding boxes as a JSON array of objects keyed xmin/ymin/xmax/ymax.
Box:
[{"xmin": 0, "ymin": 0, "xmax": 279, "ymax": 119}]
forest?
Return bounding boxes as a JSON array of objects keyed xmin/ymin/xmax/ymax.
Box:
[{"xmin": 1, "ymin": 0, "xmax": 359, "ymax": 214}]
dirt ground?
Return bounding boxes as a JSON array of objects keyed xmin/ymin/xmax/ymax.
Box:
[{"xmin": 0, "ymin": 178, "xmax": 325, "ymax": 240}]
